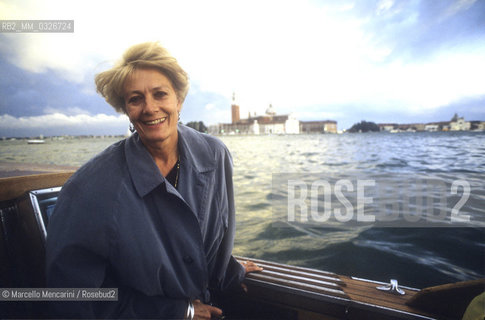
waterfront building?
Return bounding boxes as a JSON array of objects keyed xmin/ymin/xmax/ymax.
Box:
[
  {"xmin": 208, "ymin": 94, "xmax": 339, "ymax": 135},
  {"xmin": 378, "ymin": 124, "xmax": 398, "ymax": 132},
  {"xmin": 424, "ymin": 121, "xmax": 450, "ymax": 132},
  {"xmin": 398, "ymin": 123, "xmax": 425, "ymax": 131},
  {"xmin": 424, "ymin": 123, "xmax": 440, "ymax": 132},
  {"xmin": 470, "ymin": 121, "xmax": 485, "ymax": 131},
  {"xmin": 450, "ymin": 114, "xmax": 471, "ymax": 131},
  {"xmin": 211, "ymin": 96, "xmax": 300, "ymax": 134},
  {"xmin": 254, "ymin": 111, "xmax": 300, "ymax": 134},
  {"xmin": 378, "ymin": 114, "xmax": 478, "ymax": 132},
  {"xmin": 379, "ymin": 123, "xmax": 426, "ymax": 132},
  {"xmin": 300, "ymin": 120, "xmax": 338, "ymax": 134},
  {"xmin": 231, "ymin": 94, "xmax": 240, "ymax": 124}
]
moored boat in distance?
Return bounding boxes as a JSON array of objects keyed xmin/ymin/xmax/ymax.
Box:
[
  {"xmin": 0, "ymin": 172, "xmax": 483, "ymax": 319},
  {"xmin": 27, "ymin": 139, "xmax": 45, "ymax": 144}
]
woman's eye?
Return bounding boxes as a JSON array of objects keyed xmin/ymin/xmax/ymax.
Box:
[
  {"xmin": 154, "ymin": 91, "xmax": 167, "ymax": 99},
  {"xmin": 128, "ymin": 96, "xmax": 142, "ymax": 104}
]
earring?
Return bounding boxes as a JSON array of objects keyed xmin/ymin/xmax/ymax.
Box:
[
  {"xmin": 178, "ymin": 112, "xmax": 181, "ymax": 122},
  {"xmin": 129, "ymin": 123, "xmax": 135, "ymax": 133}
]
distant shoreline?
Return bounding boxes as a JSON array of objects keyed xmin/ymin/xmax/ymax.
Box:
[{"xmin": 0, "ymin": 162, "xmax": 79, "ymax": 178}]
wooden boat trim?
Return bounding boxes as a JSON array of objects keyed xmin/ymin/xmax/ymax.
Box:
[
  {"xmin": 351, "ymin": 276, "xmax": 419, "ymax": 291},
  {"xmin": 341, "ymin": 275, "xmax": 437, "ymax": 319},
  {"xmin": 240, "ymin": 275, "xmax": 351, "ymax": 319},
  {"xmin": 249, "ymin": 272, "xmax": 348, "ymax": 298},
  {"xmin": 237, "ymin": 256, "xmax": 438, "ymax": 319},
  {"xmin": 253, "ymin": 269, "xmax": 343, "ymax": 290},
  {"xmin": 244, "ymin": 259, "xmax": 346, "ymax": 286},
  {"xmin": 242, "ymin": 256, "xmax": 341, "ymax": 278},
  {"xmin": 0, "ymin": 172, "xmax": 74, "ymax": 202},
  {"xmin": 243, "ymin": 274, "xmax": 436, "ymax": 319},
  {"xmin": 345, "ymin": 298, "xmax": 436, "ymax": 320}
]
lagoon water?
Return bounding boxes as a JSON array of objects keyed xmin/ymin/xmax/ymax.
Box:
[{"xmin": 1, "ymin": 131, "xmax": 484, "ymax": 288}]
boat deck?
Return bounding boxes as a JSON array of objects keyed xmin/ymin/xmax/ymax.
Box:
[{"xmin": 236, "ymin": 257, "xmax": 436, "ymax": 320}]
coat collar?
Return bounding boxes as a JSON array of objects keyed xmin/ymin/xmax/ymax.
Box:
[
  {"xmin": 125, "ymin": 124, "xmax": 216, "ymax": 199},
  {"xmin": 177, "ymin": 124, "xmax": 216, "ymax": 174}
]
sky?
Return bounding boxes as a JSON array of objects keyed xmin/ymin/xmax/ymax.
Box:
[{"xmin": 1, "ymin": 0, "xmax": 485, "ymax": 137}]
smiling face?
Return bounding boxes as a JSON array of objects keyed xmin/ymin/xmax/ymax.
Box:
[{"xmin": 124, "ymin": 68, "xmax": 181, "ymax": 149}]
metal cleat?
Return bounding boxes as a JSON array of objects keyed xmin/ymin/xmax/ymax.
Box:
[{"xmin": 376, "ymin": 279, "xmax": 406, "ymax": 295}]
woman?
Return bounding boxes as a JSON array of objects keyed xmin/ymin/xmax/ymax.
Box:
[{"xmin": 46, "ymin": 42, "xmax": 261, "ymax": 319}]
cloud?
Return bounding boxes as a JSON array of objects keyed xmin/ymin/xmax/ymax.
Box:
[
  {"xmin": 376, "ymin": 0, "xmax": 395, "ymax": 16},
  {"xmin": 204, "ymin": 104, "xmax": 215, "ymax": 111},
  {"xmin": 43, "ymin": 106, "xmax": 91, "ymax": 116},
  {"xmin": 0, "ymin": 57, "xmax": 114, "ymax": 117},
  {"xmin": 294, "ymin": 111, "xmax": 345, "ymax": 122},
  {"xmin": 440, "ymin": 0, "xmax": 477, "ymax": 22},
  {"xmin": 1, "ymin": 0, "xmax": 485, "ymax": 136}
]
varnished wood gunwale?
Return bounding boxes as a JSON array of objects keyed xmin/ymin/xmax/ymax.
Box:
[
  {"xmin": 238, "ymin": 256, "xmax": 437, "ymax": 319},
  {"xmin": 242, "ymin": 258, "xmax": 345, "ymax": 284},
  {"xmin": 341, "ymin": 276, "xmax": 435, "ymax": 319},
  {"xmin": 0, "ymin": 172, "xmax": 75, "ymax": 202}
]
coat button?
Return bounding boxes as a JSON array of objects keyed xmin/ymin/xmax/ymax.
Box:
[{"xmin": 183, "ymin": 255, "xmax": 194, "ymax": 264}]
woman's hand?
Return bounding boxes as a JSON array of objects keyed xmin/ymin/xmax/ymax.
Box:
[
  {"xmin": 242, "ymin": 260, "xmax": 263, "ymax": 274},
  {"xmin": 193, "ymin": 299, "xmax": 222, "ymax": 320},
  {"xmin": 241, "ymin": 260, "xmax": 263, "ymax": 292}
]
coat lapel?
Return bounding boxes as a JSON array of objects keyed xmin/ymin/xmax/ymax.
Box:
[
  {"xmin": 175, "ymin": 125, "xmax": 216, "ymax": 222},
  {"xmin": 125, "ymin": 133, "xmax": 165, "ymax": 198}
]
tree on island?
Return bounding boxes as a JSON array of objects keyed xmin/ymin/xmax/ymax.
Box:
[
  {"xmin": 348, "ymin": 120, "xmax": 380, "ymax": 133},
  {"xmin": 186, "ymin": 121, "xmax": 208, "ymax": 133}
]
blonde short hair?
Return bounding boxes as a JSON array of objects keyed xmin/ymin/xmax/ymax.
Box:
[{"xmin": 95, "ymin": 42, "xmax": 189, "ymax": 114}]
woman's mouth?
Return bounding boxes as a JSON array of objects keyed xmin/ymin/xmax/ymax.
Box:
[{"xmin": 144, "ymin": 117, "xmax": 167, "ymax": 125}]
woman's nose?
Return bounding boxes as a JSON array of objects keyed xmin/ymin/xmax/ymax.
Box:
[{"xmin": 143, "ymin": 95, "xmax": 158, "ymax": 113}]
